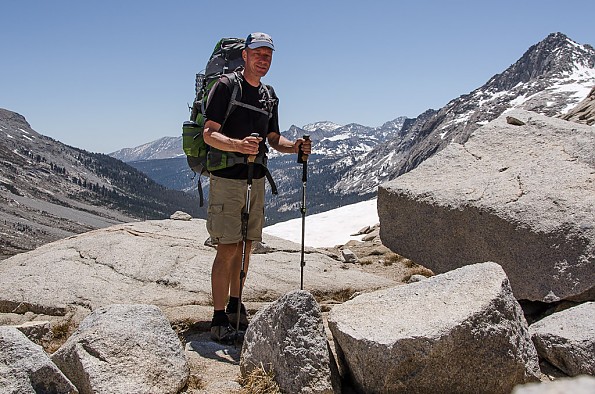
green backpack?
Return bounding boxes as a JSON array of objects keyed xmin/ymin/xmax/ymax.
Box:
[{"xmin": 182, "ymin": 37, "xmax": 277, "ymax": 206}]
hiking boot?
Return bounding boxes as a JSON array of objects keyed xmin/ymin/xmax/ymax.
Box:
[
  {"xmin": 226, "ymin": 303, "xmax": 249, "ymax": 331},
  {"xmin": 210, "ymin": 323, "xmax": 237, "ymax": 344}
]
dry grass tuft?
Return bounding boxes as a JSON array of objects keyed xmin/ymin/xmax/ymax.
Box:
[
  {"xmin": 403, "ymin": 265, "xmax": 435, "ymax": 282},
  {"xmin": 184, "ymin": 373, "xmax": 206, "ymax": 392},
  {"xmin": 44, "ymin": 318, "xmax": 77, "ymax": 353},
  {"xmin": 238, "ymin": 364, "xmax": 281, "ymax": 394},
  {"xmin": 312, "ymin": 287, "xmax": 357, "ymax": 303},
  {"xmin": 179, "ymin": 356, "xmax": 207, "ymax": 392}
]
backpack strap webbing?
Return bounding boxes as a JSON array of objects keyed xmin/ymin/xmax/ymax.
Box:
[
  {"xmin": 221, "ymin": 153, "xmax": 278, "ymax": 195},
  {"xmin": 211, "ymin": 71, "xmax": 278, "ymax": 195},
  {"xmin": 219, "ymin": 71, "xmax": 275, "ymax": 132},
  {"xmin": 197, "ymin": 174, "xmax": 205, "ymax": 207}
]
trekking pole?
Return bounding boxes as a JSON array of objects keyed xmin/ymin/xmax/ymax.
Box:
[
  {"xmin": 298, "ymin": 135, "xmax": 310, "ymax": 290},
  {"xmin": 236, "ymin": 133, "xmax": 259, "ymax": 339}
]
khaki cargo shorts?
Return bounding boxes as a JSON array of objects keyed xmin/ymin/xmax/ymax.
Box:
[{"xmin": 207, "ymin": 175, "xmax": 265, "ymax": 245}]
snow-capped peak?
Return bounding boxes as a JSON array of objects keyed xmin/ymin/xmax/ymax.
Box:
[{"xmin": 302, "ymin": 121, "xmax": 342, "ymax": 132}]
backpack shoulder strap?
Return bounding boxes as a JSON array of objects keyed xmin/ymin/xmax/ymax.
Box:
[
  {"xmin": 218, "ymin": 72, "xmax": 242, "ymax": 133},
  {"xmin": 258, "ymin": 84, "xmax": 277, "ymax": 119},
  {"xmin": 218, "ymin": 71, "xmax": 277, "ymax": 132},
  {"xmin": 228, "ymin": 71, "xmax": 275, "ymax": 118}
]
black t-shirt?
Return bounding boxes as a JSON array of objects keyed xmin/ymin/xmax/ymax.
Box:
[{"xmin": 205, "ymin": 73, "xmax": 280, "ymax": 179}]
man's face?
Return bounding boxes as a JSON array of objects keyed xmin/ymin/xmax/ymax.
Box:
[{"xmin": 244, "ymin": 47, "xmax": 273, "ymax": 78}]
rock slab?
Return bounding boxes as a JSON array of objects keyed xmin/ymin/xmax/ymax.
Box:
[
  {"xmin": 530, "ymin": 301, "xmax": 595, "ymax": 376},
  {"xmin": 50, "ymin": 304, "xmax": 188, "ymax": 394},
  {"xmin": 378, "ymin": 109, "xmax": 595, "ymax": 302},
  {"xmin": 0, "ymin": 219, "xmax": 396, "ymax": 320},
  {"xmin": 328, "ymin": 262, "xmax": 540, "ymax": 394},
  {"xmin": 240, "ymin": 290, "xmax": 336, "ymax": 394}
]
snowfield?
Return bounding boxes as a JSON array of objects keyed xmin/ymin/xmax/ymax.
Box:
[{"xmin": 264, "ymin": 198, "xmax": 379, "ymax": 248}]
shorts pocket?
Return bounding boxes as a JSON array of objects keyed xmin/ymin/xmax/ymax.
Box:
[{"xmin": 207, "ymin": 204, "xmax": 224, "ymax": 239}]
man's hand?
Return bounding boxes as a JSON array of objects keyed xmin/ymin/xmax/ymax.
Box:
[
  {"xmin": 236, "ymin": 134, "xmax": 262, "ymax": 155},
  {"xmin": 295, "ymin": 137, "xmax": 312, "ymax": 155}
]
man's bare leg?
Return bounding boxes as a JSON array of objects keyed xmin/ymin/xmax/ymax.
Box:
[{"xmin": 211, "ymin": 241, "xmax": 252, "ymax": 310}]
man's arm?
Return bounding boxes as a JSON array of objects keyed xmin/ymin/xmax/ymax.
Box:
[
  {"xmin": 267, "ymin": 132, "xmax": 312, "ymax": 155},
  {"xmin": 203, "ymin": 120, "xmax": 260, "ymax": 156}
]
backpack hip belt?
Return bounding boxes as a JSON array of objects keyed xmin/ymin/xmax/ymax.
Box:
[{"xmin": 207, "ymin": 149, "xmax": 278, "ymax": 195}]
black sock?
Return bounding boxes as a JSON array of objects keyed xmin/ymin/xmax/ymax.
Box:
[
  {"xmin": 211, "ymin": 310, "xmax": 229, "ymax": 327},
  {"xmin": 226, "ymin": 297, "xmax": 239, "ymax": 312}
]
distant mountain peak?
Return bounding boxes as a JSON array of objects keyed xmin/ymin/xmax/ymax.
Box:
[
  {"xmin": 487, "ymin": 32, "xmax": 595, "ymax": 92},
  {"xmin": 336, "ymin": 32, "xmax": 595, "ymax": 195},
  {"xmin": 109, "ymin": 136, "xmax": 182, "ymax": 162},
  {"xmin": 302, "ymin": 121, "xmax": 342, "ymax": 132}
]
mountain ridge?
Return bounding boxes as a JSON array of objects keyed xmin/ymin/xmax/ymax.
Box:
[
  {"xmin": 0, "ymin": 109, "xmax": 201, "ymax": 259},
  {"xmin": 335, "ymin": 32, "xmax": 595, "ymax": 194}
]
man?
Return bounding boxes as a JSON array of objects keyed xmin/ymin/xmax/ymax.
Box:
[{"xmin": 203, "ymin": 32, "xmax": 312, "ymax": 343}]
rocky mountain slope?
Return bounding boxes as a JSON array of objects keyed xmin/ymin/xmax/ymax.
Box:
[
  {"xmin": 110, "ymin": 136, "xmax": 183, "ymax": 162},
  {"xmin": 0, "ymin": 109, "xmax": 201, "ymax": 259},
  {"xmin": 338, "ymin": 32, "xmax": 595, "ymax": 194}
]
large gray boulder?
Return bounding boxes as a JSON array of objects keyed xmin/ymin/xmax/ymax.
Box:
[
  {"xmin": 328, "ymin": 262, "xmax": 540, "ymax": 394},
  {"xmin": 50, "ymin": 304, "xmax": 188, "ymax": 394},
  {"xmin": 378, "ymin": 109, "xmax": 595, "ymax": 302},
  {"xmin": 0, "ymin": 326, "xmax": 77, "ymax": 394},
  {"xmin": 240, "ymin": 290, "xmax": 336, "ymax": 394},
  {"xmin": 530, "ymin": 302, "xmax": 595, "ymax": 376}
]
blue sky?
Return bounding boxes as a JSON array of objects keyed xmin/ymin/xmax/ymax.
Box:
[{"xmin": 1, "ymin": 0, "xmax": 593, "ymax": 153}]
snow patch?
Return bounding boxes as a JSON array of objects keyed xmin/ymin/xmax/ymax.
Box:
[
  {"xmin": 264, "ymin": 199, "xmax": 379, "ymax": 247},
  {"xmin": 324, "ymin": 133, "xmax": 350, "ymax": 142}
]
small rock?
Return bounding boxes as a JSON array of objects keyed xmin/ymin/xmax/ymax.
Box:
[
  {"xmin": 361, "ymin": 234, "xmax": 376, "ymax": 242},
  {"xmin": 341, "ymin": 249, "xmax": 359, "ymax": 263},
  {"xmin": 252, "ymin": 241, "xmax": 273, "ymax": 254},
  {"xmin": 506, "ymin": 116, "xmax": 526, "ymax": 126},
  {"xmin": 407, "ymin": 274, "xmax": 428, "ymax": 283},
  {"xmin": 351, "ymin": 225, "xmax": 372, "ymax": 236},
  {"xmin": 170, "ymin": 211, "xmax": 192, "ymax": 221}
]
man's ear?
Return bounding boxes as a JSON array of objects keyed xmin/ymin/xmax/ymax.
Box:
[{"xmin": 242, "ymin": 49, "xmax": 247, "ymax": 61}]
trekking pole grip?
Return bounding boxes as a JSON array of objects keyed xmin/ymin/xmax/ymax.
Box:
[
  {"xmin": 298, "ymin": 135, "xmax": 310, "ymax": 182},
  {"xmin": 297, "ymin": 135, "xmax": 310, "ymax": 164},
  {"xmin": 248, "ymin": 133, "xmax": 260, "ymax": 163},
  {"xmin": 246, "ymin": 133, "xmax": 259, "ymax": 183}
]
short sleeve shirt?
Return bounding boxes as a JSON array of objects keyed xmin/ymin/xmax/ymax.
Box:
[{"xmin": 205, "ymin": 73, "xmax": 280, "ymax": 179}]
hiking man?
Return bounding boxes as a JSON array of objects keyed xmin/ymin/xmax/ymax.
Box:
[{"xmin": 203, "ymin": 32, "xmax": 312, "ymax": 342}]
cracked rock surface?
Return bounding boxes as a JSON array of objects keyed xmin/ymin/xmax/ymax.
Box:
[
  {"xmin": 378, "ymin": 109, "xmax": 594, "ymax": 302},
  {"xmin": 0, "ymin": 218, "xmax": 396, "ymax": 327}
]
